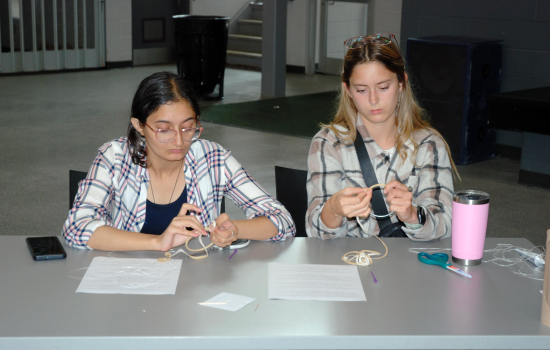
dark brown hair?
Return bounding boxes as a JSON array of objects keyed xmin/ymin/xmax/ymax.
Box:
[{"xmin": 128, "ymin": 72, "xmax": 200, "ymax": 167}]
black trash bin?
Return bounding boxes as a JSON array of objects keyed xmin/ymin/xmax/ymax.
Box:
[{"xmin": 173, "ymin": 15, "xmax": 229, "ymax": 99}]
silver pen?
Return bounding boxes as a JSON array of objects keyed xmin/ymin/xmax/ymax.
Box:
[{"xmin": 515, "ymin": 248, "xmax": 545, "ymax": 267}]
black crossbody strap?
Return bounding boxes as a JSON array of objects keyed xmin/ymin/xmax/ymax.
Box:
[{"xmin": 353, "ymin": 129, "xmax": 393, "ymax": 229}]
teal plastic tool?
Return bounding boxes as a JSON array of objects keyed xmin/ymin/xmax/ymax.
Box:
[{"xmin": 418, "ymin": 252, "xmax": 472, "ymax": 278}]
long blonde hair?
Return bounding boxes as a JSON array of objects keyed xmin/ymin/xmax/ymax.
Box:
[{"xmin": 322, "ymin": 37, "xmax": 459, "ymax": 178}]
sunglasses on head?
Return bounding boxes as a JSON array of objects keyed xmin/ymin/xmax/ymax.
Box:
[{"xmin": 343, "ymin": 33, "xmax": 400, "ymax": 53}]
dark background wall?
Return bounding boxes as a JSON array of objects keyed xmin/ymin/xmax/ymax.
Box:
[
  {"xmin": 400, "ymin": 0, "xmax": 550, "ymax": 93},
  {"xmin": 132, "ymin": 0, "xmax": 180, "ymax": 50}
]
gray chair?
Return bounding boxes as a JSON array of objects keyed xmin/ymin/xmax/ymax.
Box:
[{"xmin": 274, "ymin": 166, "xmax": 308, "ymax": 237}]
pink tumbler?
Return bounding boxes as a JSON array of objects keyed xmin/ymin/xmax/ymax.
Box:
[{"xmin": 451, "ymin": 190, "xmax": 490, "ymax": 266}]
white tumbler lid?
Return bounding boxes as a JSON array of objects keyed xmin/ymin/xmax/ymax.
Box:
[{"xmin": 453, "ymin": 190, "xmax": 490, "ymax": 205}]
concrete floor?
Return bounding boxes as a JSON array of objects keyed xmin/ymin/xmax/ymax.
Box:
[
  {"xmin": 200, "ymin": 67, "xmax": 342, "ymax": 107},
  {"xmin": 0, "ymin": 64, "xmax": 548, "ymax": 248},
  {"xmin": 0, "ymin": 64, "xmax": 338, "ymax": 234}
]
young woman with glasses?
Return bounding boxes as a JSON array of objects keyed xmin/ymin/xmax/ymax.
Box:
[
  {"xmin": 306, "ymin": 34, "xmax": 458, "ymax": 240},
  {"xmin": 63, "ymin": 72, "xmax": 295, "ymax": 251}
]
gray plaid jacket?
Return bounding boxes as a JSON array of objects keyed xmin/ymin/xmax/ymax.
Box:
[{"xmin": 306, "ymin": 117, "xmax": 454, "ymax": 241}]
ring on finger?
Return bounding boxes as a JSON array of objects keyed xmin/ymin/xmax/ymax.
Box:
[{"xmin": 230, "ymin": 229, "xmax": 234, "ymax": 237}]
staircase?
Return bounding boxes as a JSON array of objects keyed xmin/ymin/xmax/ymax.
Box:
[{"xmin": 226, "ymin": 2, "xmax": 263, "ymax": 70}]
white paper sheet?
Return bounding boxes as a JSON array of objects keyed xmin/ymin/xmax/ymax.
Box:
[
  {"xmin": 76, "ymin": 256, "xmax": 183, "ymax": 295},
  {"xmin": 199, "ymin": 292, "xmax": 256, "ymax": 311},
  {"xmin": 268, "ymin": 262, "xmax": 366, "ymax": 301}
]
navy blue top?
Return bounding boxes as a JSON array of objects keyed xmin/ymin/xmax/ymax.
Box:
[{"xmin": 140, "ymin": 186, "xmax": 188, "ymax": 235}]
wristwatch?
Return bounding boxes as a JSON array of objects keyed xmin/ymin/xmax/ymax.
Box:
[{"xmin": 417, "ymin": 206, "xmax": 426, "ymax": 226}]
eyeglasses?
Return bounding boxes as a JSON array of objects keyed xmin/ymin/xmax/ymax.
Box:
[
  {"xmin": 145, "ymin": 122, "xmax": 203, "ymax": 143},
  {"xmin": 344, "ymin": 33, "xmax": 400, "ymax": 53}
]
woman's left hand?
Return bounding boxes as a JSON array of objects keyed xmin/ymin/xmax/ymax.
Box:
[
  {"xmin": 384, "ymin": 180, "xmax": 418, "ymax": 224},
  {"xmin": 210, "ymin": 213, "xmax": 239, "ymax": 248}
]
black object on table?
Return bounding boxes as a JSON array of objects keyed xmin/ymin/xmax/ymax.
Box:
[{"xmin": 173, "ymin": 15, "xmax": 229, "ymax": 100}]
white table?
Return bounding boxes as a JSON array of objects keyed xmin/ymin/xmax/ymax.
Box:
[{"xmin": 0, "ymin": 236, "xmax": 548, "ymax": 349}]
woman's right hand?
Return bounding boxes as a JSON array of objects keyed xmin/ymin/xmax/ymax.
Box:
[
  {"xmin": 156, "ymin": 203, "xmax": 208, "ymax": 252},
  {"xmin": 321, "ymin": 187, "xmax": 372, "ymax": 229}
]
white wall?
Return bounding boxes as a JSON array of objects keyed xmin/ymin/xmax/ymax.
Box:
[
  {"xmin": 316, "ymin": 0, "xmax": 402, "ymax": 69},
  {"xmin": 287, "ymin": 0, "xmax": 310, "ymax": 67},
  {"xmin": 105, "ymin": 0, "xmax": 133, "ymax": 62},
  {"xmin": 190, "ymin": 0, "xmax": 250, "ymax": 17},
  {"xmin": 325, "ymin": 2, "xmax": 367, "ymax": 59},
  {"xmin": 368, "ymin": 0, "xmax": 402, "ymax": 43}
]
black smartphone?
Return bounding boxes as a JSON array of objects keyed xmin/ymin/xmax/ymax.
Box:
[{"xmin": 26, "ymin": 236, "xmax": 67, "ymax": 261}]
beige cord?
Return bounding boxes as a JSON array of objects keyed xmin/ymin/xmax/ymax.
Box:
[
  {"xmin": 341, "ymin": 234, "xmax": 388, "ymax": 266},
  {"xmin": 343, "ymin": 181, "xmax": 413, "ymax": 265},
  {"xmin": 157, "ymin": 221, "xmax": 217, "ymax": 262},
  {"xmin": 342, "ymin": 199, "xmax": 390, "ymax": 266},
  {"xmin": 184, "ymin": 236, "xmax": 214, "ymax": 253},
  {"xmin": 369, "ymin": 183, "xmax": 386, "ymax": 189}
]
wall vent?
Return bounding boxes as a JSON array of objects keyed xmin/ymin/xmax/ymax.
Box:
[{"xmin": 142, "ymin": 18, "xmax": 165, "ymax": 43}]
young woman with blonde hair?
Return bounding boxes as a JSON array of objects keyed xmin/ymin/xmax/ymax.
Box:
[{"xmin": 306, "ymin": 34, "xmax": 458, "ymax": 240}]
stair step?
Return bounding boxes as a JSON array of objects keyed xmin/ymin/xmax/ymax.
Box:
[
  {"xmin": 228, "ymin": 34, "xmax": 262, "ymax": 53},
  {"xmin": 228, "ymin": 34, "xmax": 262, "ymax": 41},
  {"xmin": 251, "ymin": 2, "xmax": 263, "ymax": 21},
  {"xmin": 226, "ymin": 50, "xmax": 262, "ymax": 70},
  {"xmin": 227, "ymin": 50, "xmax": 262, "ymax": 58},
  {"xmin": 238, "ymin": 19, "xmax": 262, "ymax": 37},
  {"xmin": 225, "ymin": 1, "xmax": 262, "ymax": 69},
  {"xmin": 238, "ymin": 19, "xmax": 262, "ymax": 25}
]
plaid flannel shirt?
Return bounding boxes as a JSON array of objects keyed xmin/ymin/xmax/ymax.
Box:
[
  {"xmin": 63, "ymin": 137, "xmax": 295, "ymax": 249},
  {"xmin": 306, "ymin": 116, "xmax": 454, "ymax": 241}
]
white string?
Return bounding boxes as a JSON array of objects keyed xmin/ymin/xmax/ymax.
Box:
[
  {"xmin": 356, "ymin": 217, "xmax": 373, "ymax": 238},
  {"xmin": 408, "ymin": 243, "xmax": 546, "ymax": 281},
  {"xmin": 483, "ymin": 243, "xmax": 545, "ymax": 281},
  {"xmin": 408, "ymin": 247, "xmax": 452, "ymax": 254},
  {"xmin": 512, "ymin": 260, "xmax": 545, "ymax": 281}
]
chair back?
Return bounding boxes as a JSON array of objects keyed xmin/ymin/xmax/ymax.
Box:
[
  {"xmin": 275, "ymin": 166, "xmax": 308, "ymax": 237},
  {"xmin": 69, "ymin": 170, "xmax": 88, "ymax": 209}
]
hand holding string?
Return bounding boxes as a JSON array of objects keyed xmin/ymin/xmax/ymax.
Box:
[
  {"xmin": 384, "ymin": 180, "xmax": 416, "ymax": 224},
  {"xmin": 157, "ymin": 203, "xmax": 207, "ymax": 252},
  {"xmin": 328, "ymin": 187, "xmax": 373, "ymax": 219},
  {"xmin": 210, "ymin": 213, "xmax": 238, "ymax": 248}
]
